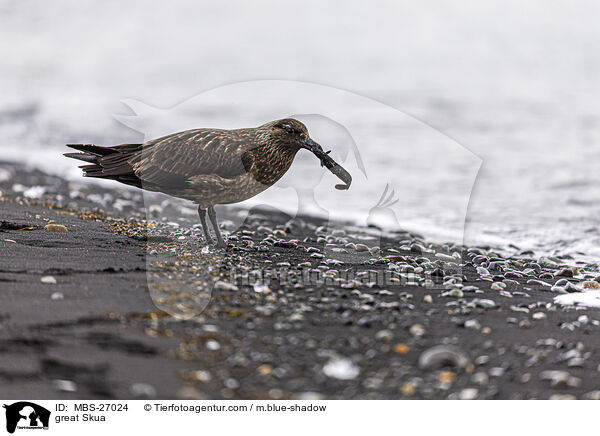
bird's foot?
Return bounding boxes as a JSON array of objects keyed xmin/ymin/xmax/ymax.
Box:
[{"xmin": 214, "ymin": 239, "xmax": 227, "ymax": 249}]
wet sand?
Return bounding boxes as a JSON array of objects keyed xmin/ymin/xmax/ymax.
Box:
[{"xmin": 2, "ymin": 161, "xmax": 600, "ymax": 400}]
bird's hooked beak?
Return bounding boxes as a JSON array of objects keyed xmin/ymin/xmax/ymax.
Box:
[{"xmin": 303, "ymin": 138, "xmax": 352, "ymax": 190}]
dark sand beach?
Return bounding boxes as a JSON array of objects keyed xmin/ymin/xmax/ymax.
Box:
[{"xmin": 2, "ymin": 161, "xmax": 600, "ymax": 400}]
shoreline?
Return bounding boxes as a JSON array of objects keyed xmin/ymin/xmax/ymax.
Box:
[{"xmin": 2, "ymin": 161, "xmax": 600, "ymax": 399}]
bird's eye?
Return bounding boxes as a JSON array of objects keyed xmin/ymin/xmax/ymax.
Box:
[{"xmin": 281, "ymin": 124, "xmax": 294, "ymax": 134}]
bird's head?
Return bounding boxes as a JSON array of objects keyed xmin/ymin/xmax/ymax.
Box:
[
  {"xmin": 268, "ymin": 118, "xmax": 315, "ymax": 151},
  {"xmin": 266, "ymin": 118, "xmax": 352, "ymax": 190}
]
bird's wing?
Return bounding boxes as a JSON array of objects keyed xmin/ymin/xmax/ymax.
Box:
[{"xmin": 131, "ymin": 128, "xmax": 255, "ymax": 189}]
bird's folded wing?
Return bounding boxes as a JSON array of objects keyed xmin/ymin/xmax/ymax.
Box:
[{"xmin": 131, "ymin": 129, "xmax": 253, "ymax": 189}]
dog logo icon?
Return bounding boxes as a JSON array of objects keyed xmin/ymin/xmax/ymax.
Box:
[{"xmin": 3, "ymin": 402, "xmax": 50, "ymax": 434}]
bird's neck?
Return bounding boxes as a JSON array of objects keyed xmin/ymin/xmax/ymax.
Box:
[{"xmin": 247, "ymin": 142, "xmax": 299, "ymax": 185}]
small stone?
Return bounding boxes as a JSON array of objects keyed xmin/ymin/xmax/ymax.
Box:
[
  {"xmin": 257, "ymin": 364, "xmax": 274, "ymax": 376},
  {"xmin": 51, "ymin": 292, "xmax": 64, "ymax": 300},
  {"xmin": 214, "ymin": 281, "xmax": 238, "ymax": 291},
  {"xmin": 471, "ymin": 372, "xmax": 489, "ymax": 386},
  {"xmin": 443, "ymin": 289, "xmax": 464, "ymax": 298},
  {"xmin": 481, "ymin": 327, "xmax": 491, "ymax": 334},
  {"xmin": 555, "ymin": 268, "xmax": 574, "ymax": 278},
  {"xmin": 474, "ymin": 355, "xmax": 490, "ymax": 366},
  {"xmin": 567, "ymin": 357, "xmax": 585, "ymax": 368},
  {"xmin": 458, "ymin": 388, "xmax": 478, "ymax": 400},
  {"xmin": 519, "ymin": 319, "xmax": 531, "ymax": 329},
  {"xmin": 578, "ymin": 315, "xmax": 589, "ymax": 325},
  {"xmin": 375, "ymin": 329, "xmax": 393, "ymax": 343},
  {"xmin": 185, "ymin": 370, "xmax": 212, "ymax": 382},
  {"xmin": 44, "ymin": 224, "xmax": 68, "ymax": 232},
  {"xmin": 393, "ymin": 344, "xmax": 410, "ymax": 354},
  {"xmin": 476, "ymin": 267, "xmax": 490, "ymax": 276},
  {"xmin": 549, "ymin": 394, "xmax": 576, "ymax": 400},
  {"xmin": 532, "ymin": 312, "xmax": 546, "ymax": 320},
  {"xmin": 355, "ymin": 244, "xmax": 369, "ymax": 252},
  {"xmin": 224, "ymin": 378, "xmax": 240, "ymax": 389},
  {"xmin": 423, "ymin": 295, "xmax": 433, "ymax": 303},
  {"xmin": 472, "ymin": 299, "xmax": 496, "ymax": 309},
  {"xmin": 253, "ymin": 282, "xmax": 270, "ymax": 293},
  {"xmin": 489, "ymin": 367, "xmax": 505, "ymax": 377},
  {"xmin": 205, "ymin": 340, "xmax": 221, "ymax": 351},
  {"xmin": 491, "ymin": 283, "xmax": 504, "ymax": 291},
  {"xmin": 409, "ymin": 324, "xmax": 426, "ymax": 337},
  {"xmin": 323, "ymin": 357, "xmax": 359, "ymax": 380},
  {"xmin": 130, "ymin": 383, "xmax": 157, "ymax": 399},
  {"xmin": 53, "ymin": 379, "xmax": 77, "ymax": 392},
  {"xmin": 41, "ymin": 276, "xmax": 57, "ymax": 284},
  {"xmin": 540, "ymin": 370, "xmax": 581, "ymax": 388},
  {"xmin": 564, "ymin": 281, "xmax": 583, "ymax": 293},
  {"xmin": 582, "ymin": 391, "xmax": 600, "ymax": 400},
  {"xmin": 464, "ymin": 319, "xmax": 481, "ymax": 330},
  {"xmin": 581, "ymin": 281, "xmax": 600, "ymax": 289},
  {"xmin": 295, "ymin": 392, "xmax": 324, "ymax": 400},
  {"xmin": 401, "ymin": 382, "xmax": 416, "ymax": 396},
  {"xmin": 438, "ymin": 371, "xmax": 456, "ymax": 383}
]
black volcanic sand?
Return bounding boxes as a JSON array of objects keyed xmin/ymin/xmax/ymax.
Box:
[{"xmin": 2, "ymin": 161, "xmax": 600, "ymax": 400}]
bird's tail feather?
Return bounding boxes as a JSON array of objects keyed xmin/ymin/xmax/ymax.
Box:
[{"xmin": 64, "ymin": 143, "xmax": 144, "ymax": 188}]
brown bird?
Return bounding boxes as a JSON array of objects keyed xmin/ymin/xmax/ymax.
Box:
[{"xmin": 65, "ymin": 118, "xmax": 352, "ymax": 247}]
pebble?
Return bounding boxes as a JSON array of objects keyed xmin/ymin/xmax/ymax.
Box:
[
  {"xmin": 488, "ymin": 367, "xmax": 505, "ymax": 377},
  {"xmin": 581, "ymin": 281, "xmax": 600, "ymax": 289},
  {"xmin": 582, "ymin": 391, "xmax": 600, "ymax": 400},
  {"xmin": 471, "ymin": 372, "xmax": 489, "ymax": 386},
  {"xmin": 375, "ymin": 329, "xmax": 393, "ymax": 343},
  {"xmin": 130, "ymin": 383, "xmax": 157, "ymax": 399},
  {"xmin": 53, "ymin": 379, "xmax": 77, "ymax": 392},
  {"xmin": 540, "ymin": 370, "xmax": 581, "ymax": 388},
  {"xmin": 532, "ymin": 312, "xmax": 546, "ymax": 320},
  {"xmin": 295, "ymin": 392, "xmax": 324, "ymax": 400},
  {"xmin": 443, "ymin": 289, "xmax": 464, "ymax": 298},
  {"xmin": 474, "ymin": 355, "xmax": 490, "ymax": 366},
  {"xmin": 567, "ymin": 357, "xmax": 585, "ymax": 368},
  {"xmin": 323, "ymin": 357, "xmax": 360, "ymax": 380},
  {"xmin": 438, "ymin": 371, "xmax": 456, "ymax": 383},
  {"xmin": 51, "ymin": 292, "xmax": 64, "ymax": 300},
  {"xmin": 257, "ymin": 364, "xmax": 274, "ymax": 376},
  {"xmin": 464, "ymin": 319, "xmax": 481, "ymax": 330},
  {"xmin": 355, "ymin": 244, "xmax": 369, "ymax": 252},
  {"xmin": 472, "ymin": 299, "xmax": 496, "ymax": 309},
  {"xmin": 549, "ymin": 394, "xmax": 576, "ymax": 400},
  {"xmin": 400, "ymin": 382, "xmax": 416, "ymax": 396},
  {"xmin": 44, "ymin": 223, "xmax": 68, "ymax": 232},
  {"xmin": 409, "ymin": 324, "xmax": 426, "ymax": 337},
  {"xmin": 186, "ymin": 370, "xmax": 212, "ymax": 382},
  {"xmin": 393, "ymin": 344, "xmax": 410, "ymax": 354},
  {"xmin": 214, "ymin": 281, "xmax": 239, "ymax": 291},
  {"xmin": 205, "ymin": 340, "xmax": 221, "ymax": 351},
  {"xmin": 423, "ymin": 295, "xmax": 433, "ymax": 303},
  {"xmin": 458, "ymin": 388, "xmax": 478, "ymax": 400},
  {"xmin": 41, "ymin": 276, "xmax": 57, "ymax": 284}
]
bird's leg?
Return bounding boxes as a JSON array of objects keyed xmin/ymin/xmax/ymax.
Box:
[
  {"xmin": 207, "ymin": 206, "xmax": 226, "ymax": 248},
  {"xmin": 198, "ymin": 206, "xmax": 214, "ymax": 245}
]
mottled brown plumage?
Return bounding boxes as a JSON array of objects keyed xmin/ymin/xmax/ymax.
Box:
[{"xmin": 65, "ymin": 118, "xmax": 352, "ymax": 247}]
